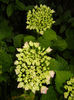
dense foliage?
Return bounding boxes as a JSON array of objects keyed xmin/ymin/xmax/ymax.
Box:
[{"xmin": 0, "ymin": 0, "xmax": 74, "ymax": 100}]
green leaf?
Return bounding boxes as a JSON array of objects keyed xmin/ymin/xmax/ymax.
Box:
[
  {"xmin": 66, "ymin": 29, "xmax": 74, "ymax": 50},
  {"xmin": 0, "ymin": 0, "xmax": 9, "ymax": 4},
  {"xmin": 0, "ymin": 41, "xmax": 8, "ymax": 51},
  {"xmin": 57, "ymin": 5, "xmax": 63, "ymax": 15},
  {"xmin": 8, "ymin": 46, "xmax": 15, "ymax": 53},
  {"xmin": 38, "ymin": 37, "xmax": 51, "ymax": 48},
  {"xmin": 59, "ymin": 95, "xmax": 65, "ymax": 100},
  {"xmin": 16, "ymin": 0, "xmax": 25, "ymax": 10},
  {"xmin": 0, "ymin": 73, "xmax": 9, "ymax": 82},
  {"xmin": 0, "ymin": 65, "xmax": 2, "ymax": 74},
  {"xmin": 70, "ymin": 57, "xmax": 74, "ymax": 65},
  {"xmin": 43, "ymin": 29, "xmax": 57, "ymax": 41},
  {"xmin": 52, "ymin": 36, "xmax": 67, "ymax": 51},
  {"xmin": 50, "ymin": 55, "xmax": 69, "ymax": 71},
  {"xmin": 13, "ymin": 34, "xmax": 24, "ymax": 48},
  {"xmin": 71, "ymin": 21, "xmax": 74, "ymax": 27},
  {"xmin": 55, "ymin": 18, "xmax": 62, "ymax": 25},
  {"xmin": 24, "ymin": 5, "xmax": 33, "ymax": 11},
  {"xmin": 24, "ymin": 35, "xmax": 36, "ymax": 43},
  {"xmin": 68, "ymin": 65, "xmax": 74, "ymax": 74},
  {"xmin": 63, "ymin": 51, "xmax": 72, "ymax": 60},
  {"xmin": 7, "ymin": 4, "xmax": 14, "ymax": 17},
  {"xmin": 0, "ymin": 50, "xmax": 12, "ymax": 72},
  {"xmin": 0, "ymin": 19, "xmax": 13, "ymax": 40},
  {"xmin": 60, "ymin": 25, "xmax": 66, "ymax": 33},
  {"xmin": 63, "ymin": 10, "xmax": 71, "ymax": 21},
  {"xmin": 38, "ymin": 29, "xmax": 57, "ymax": 48},
  {"xmin": 15, "ymin": 0, "xmax": 33, "ymax": 11},
  {"xmin": 68, "ymin": 17, "xmax": 74, "ymax": 23},
  {"xmin": 41, "ymin": 86, "xmax": 57, "ymax": 100},
  {"xmin": 55, "ymin": 71, "xmax": 73, "ymax": 93},
  {"xmin": 56, "ymin": 55, "xmax": 69, "ymax": 70}
]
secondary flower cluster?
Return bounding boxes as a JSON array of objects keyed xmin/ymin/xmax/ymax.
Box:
[
  {"xmin": 14, "ymin": 41, "xmax": 55, "ymax": 93},
  {"xmin": 26, "ymin": 4, "xmax": 55, "ymax": 35},
  {"xmin": 64, "ymin": 77, "xmax": 74, "ymax": 100}
]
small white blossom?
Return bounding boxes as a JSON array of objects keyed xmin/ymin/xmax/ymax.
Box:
[
  {"xmin": 17, "ymin": 82, "xmax": 24, "ymax": 88},
  {"xmin": 46, "ymin": 47, "xmax": 52, "ymax": 53},
  {"xmin": 14, "ymin": 60, "xmax": 19, "ymax": 65},
  {"xmin": 29, "ymin": 41, "xmax": 33, "ymax": 46},
  {"xmin": 49, "ymin": 71, "xmax": 55, "ymax": 78},
  {"xmin": 23, "ymin": 42, "xmax": 29, "ymax": 48},
  {"xmin": 41, "ymin": 86, "xmax": 48, "ymax": 94}
]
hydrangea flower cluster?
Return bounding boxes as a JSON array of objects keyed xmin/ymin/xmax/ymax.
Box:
[
  {"xmin": 26, "ymin": 4, "xmax": 55, "ymax": 35},
  {"xmin": 64, "ymin": 77, "xmax": 74, "ymax": 100},
  {"xmin": 14, "ymin": 41, "xmax": 55, "ymax": 93}
]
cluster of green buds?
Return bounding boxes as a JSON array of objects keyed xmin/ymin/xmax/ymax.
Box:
[
  {"xmin": 64, "ymin": 77, "xmax": 74, "ymax": 100},
  {"xmin": 26, "ymin": 4, "xmax": 55, "ymax": 35},
  {"xmin": 14, "ymin": 41, "xmax": 55, "ymax": 93}
]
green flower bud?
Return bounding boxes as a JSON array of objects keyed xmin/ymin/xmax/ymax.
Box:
[
  {"xmin": 64, "ymin": 77, "xmax": 74, "ymax": 100},
  {"xmin": 26, "ymin": 5, "xmax": 55, "ymax": 35}
]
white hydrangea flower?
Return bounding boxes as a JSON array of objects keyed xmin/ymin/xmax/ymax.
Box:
[{"xmin": 14, "ymin": 41, "xmax": 54, "ymax": 93}]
